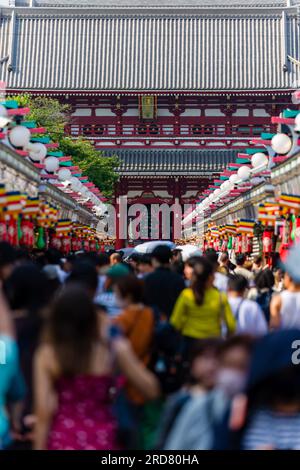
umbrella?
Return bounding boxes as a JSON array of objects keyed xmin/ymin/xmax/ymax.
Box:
[
  {"xmin": 116, "ymin": 247, "xmax": 135, "ymax": 258},
  {"xmin": 176, "ymin": 244, "xmax": 202, "ymax": 262},
  {"xmin": 134, "ymin": 240, "xmax": 175, "ymax": 254}
]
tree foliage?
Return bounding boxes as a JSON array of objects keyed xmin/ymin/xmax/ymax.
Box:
[
  {"xmin": 10, "ymin": 94, "xmax": 70, "ymax": 141},
  {"xmin": 59, "ymin": 137, "xmax": 119, "ymax": 199},
  {"xmin": 9, "ymin": 94, "xmax": 119, "ymax": 199}
]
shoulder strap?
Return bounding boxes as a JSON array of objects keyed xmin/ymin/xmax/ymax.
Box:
[{"xmin": 234, "ymin": 299, "xmax": 244, "ymax": 322}]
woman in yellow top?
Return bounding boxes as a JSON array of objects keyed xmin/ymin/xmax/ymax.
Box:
[{"xmin": 170, "ymin": 257, "xmax": 236, "ymax": 340}]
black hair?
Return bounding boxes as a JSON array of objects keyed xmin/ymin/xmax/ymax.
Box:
[
  {"xmin": 236, "ymin": 254, "xmax": 247, "ymax": 266},
  {"xmin": 191, "ymin": 338, "xmax": 222, "ymax": 361},
  {"xmin": 255, "ymin": 268, "xmax": 275, "ymax": 290},
  {"xmin": 47, "ymin": 284, "xmax": 99, "ymax": 377},
  {"xmin": 228, "ymin": 274, "xmax": 249, "ymax": 293},
  {"xmin": 191, "ymin": 257, "xmax": 215, "ymax": 305},
  {"xmin": 138, "ymin": 254, "xmax": 152, "ymax": 266},
  {"xmin": 0, "ymin": 241, "xmax": 16, "ymax": 267},
  {"xmin": 78, "ymin": 252, "xmax": 109, "ymax": 268},
  {"xmin": 253, "ymin": 255, "xmax": 263, "ymax": 265},
  {"xmin": 67, "ymin": 261, "xmax": 98, "ymax": 294},
  {"xmin": 204, "ymin": 249, "xmax": 218, "ymax": 267},
  {"xmin": 128, "ymin": 253, "xmax": 142, "ymax": 263},
  {"xmin": 3, "ymin": 262, "xmax": 49, "ymax": 314},
  {"xmin": 151, "ymin": 245, "xmax": 172, "ymax": 265},
  {"xmin": 44, "ymin": 248, "xmax": 62, "ymax": 265},
  {"xmin": 248, "ymin": 366, "xmax": 300, "ymax": 409}
]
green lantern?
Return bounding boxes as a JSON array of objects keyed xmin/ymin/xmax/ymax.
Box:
[
  {"xmin": 291, "ymin": 214, "xmax": 296, "ymax": 242},
  {"xmin": 36, "ymin": 226, "xmax": 46, "ymax": 250},
  {"xmin": 17, "ymin": 216, "xmax": 22, "ymax": 243}
]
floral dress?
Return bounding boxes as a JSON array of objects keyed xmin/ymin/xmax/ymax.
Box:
[{"xmin": 48, "ymin": 374, "xmax": 120, "ymax": 450}]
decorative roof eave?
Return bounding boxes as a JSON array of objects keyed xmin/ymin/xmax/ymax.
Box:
[
  {"xmin": 5, "ymin": 88, "xmax": 295, "ymax": 97},
  {"xmin": 118, "ymin": 172, "xmax": 219, "ymax": 177}
]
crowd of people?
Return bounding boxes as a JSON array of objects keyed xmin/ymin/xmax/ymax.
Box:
[{"xmin": 1, "ymin": 240, "xmax": 300, "ymax": 450}]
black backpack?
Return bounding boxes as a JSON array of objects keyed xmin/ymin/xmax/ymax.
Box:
[{"xmin": 149, "ymin": 307, "xmax": 189, "ymax": 395}]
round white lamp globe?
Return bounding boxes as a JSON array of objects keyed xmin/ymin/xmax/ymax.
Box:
[
  {"xmin": 237, "ymin": 165, "xmax": 251, "ymax": 181},
  {"xmin": 9, "ymin": 125, "xmax": 31, "ymax": 148},
  {"xmin": 271, "ymin": 133, "xmax": 292, "ymax": 155},
  {"xmin": 28, "ymin": 142, "xmax": 47, "ymax": 162},
  {"xmin": 229, "ymin": 173, "xmax": 239, "ymax": 184},
  {"xmin": 251, "ymin": 152, "xmax": 268, "ymax": 169},
  {"xmin": 222, "ymin": 180, "xmax": 231, "ymax": 190},
  {"xmin": 58, "ymin": 168, "xmax": 72, "ymax": 181},
  {"xmin": 45, "ymin": 156, "xmax": 59, "ymax": 173}
]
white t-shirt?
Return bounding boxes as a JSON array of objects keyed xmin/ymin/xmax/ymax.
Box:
[
  {"xmin": 214, "ymin": 272, "xmax": 228, "ymax": 292},
  {"xmin": 280, "ymin": 290, "xmax": 300, "ymax": 329},
  {"xmin": 228, "ymin": 296, "xmax": 268, "ymax": 336}
]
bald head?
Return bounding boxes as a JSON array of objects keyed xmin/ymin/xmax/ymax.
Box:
[{"xmin": 110, "ymin": 252, "xmax": 122, "ymax": 266}]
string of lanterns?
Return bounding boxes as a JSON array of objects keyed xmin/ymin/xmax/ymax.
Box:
[
  {"xmin": 184, "ymin": 108, "xmax": 300, "ymax": 224},
  {"xmin": 0, "ymin": 100, "xmax": 107, "ymax": 218}
]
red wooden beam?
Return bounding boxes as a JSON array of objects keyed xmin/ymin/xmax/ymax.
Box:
[
  {"xmin": 271, "ymin": 116, "xmax": 295, "ymax": 125},
  {"xmin": 250, "ymin": 139, "xmax": 271, "ymax": 146}
]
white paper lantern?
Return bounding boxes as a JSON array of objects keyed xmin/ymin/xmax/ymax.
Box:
[
  {"xmin": 229, "ymin": 173, "xmax": 239, "ymax": 184},
  {"xmin": 45, "ymin": 156, "xmax": 59, "ymax": 173},
  {"xmin": 251, "ymin": 152, "xmax": 268, "ymax": 169},
  {"xmin": 222, "ymin": 180, "xmax": 232, "ymax": 190},
  {"xmin": 81, "ymin": 186, "xmax": 89, "ymax": 196},
  {"xmin": 237, "ymin": 165, "xmax": 251, "ymax": 181},
  {"xmin": 214, "ymin": 188, "xmax": 221, "ymax": 196},
  {"xmin": 9, "ymin": 125, "xmax": 31, "ymax": 148},
  {"xmin": 271, "ymin": 133, "xmax": 292, "ymax": 155},
  {"xmin": 295, "ymin": 113, "xmax": 300, "ymax": 132},
  {"xmin": 28, "ymin": 142, "xmax": 47, "ymax": 162},
  {"xmin": 208, "ymin": 193, "xmax": 214, "ymax": 201},
  {"xmin": 58, "ymin": 168, "xmax": 72, "ymax": 181}
]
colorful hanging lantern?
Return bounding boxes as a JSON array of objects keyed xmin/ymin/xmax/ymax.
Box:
[
  {"xmin": 262, "ymin": 229, "xmax": 273, "ymax": 254},
  {"xmin": 235, "ymin": 234, "xmax": 242, "ymax": 254}
]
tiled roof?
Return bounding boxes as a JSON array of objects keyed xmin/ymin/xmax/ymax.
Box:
[
  {"xmin": 14, "ymin": 0, "xmax": 290, "ymax": 7},
  {"xmin": 0, "ymin": 9, "xmax": 299, "ymax": 91},
  {"xmin": 103, "ymin": 148, "xmax": 238, "ymax": 175}
]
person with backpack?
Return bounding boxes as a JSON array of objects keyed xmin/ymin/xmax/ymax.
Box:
[
  {"xmin": 248, "ymin": 269, "xmax": 275, "ymax": 323},
  {"xmin": 227, "ymin": 275, "xmax": 267, "ymax": 336},
  {"xmin": 144, "ymin": 245, "xmax": 185, "ymax": 319},
  {"xmin": 155, "ymin": 339, "xmax": 221, "ymax": 450},
  {"xmin": 170, "ymin": 257, "xmax": 236, "ymax": 352}
]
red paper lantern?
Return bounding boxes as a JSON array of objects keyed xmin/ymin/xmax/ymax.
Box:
[
  {"xmin": 235, "ymin": 235, "xmax": 242, "ymax": 254},
  {"xmin": 62, "ymin": 236, "xmax": 71, "ymax": 254},
  {"xmin": 7, "ymin": 217, "xmax": 18, "ymax": 246},
  {"xmin": 0, "ymin": 219, "xmax": 8, "ymax": 242},
  {"xmin": 262, "ymin": 230, "xmax": 273, "ymax": 254}
]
